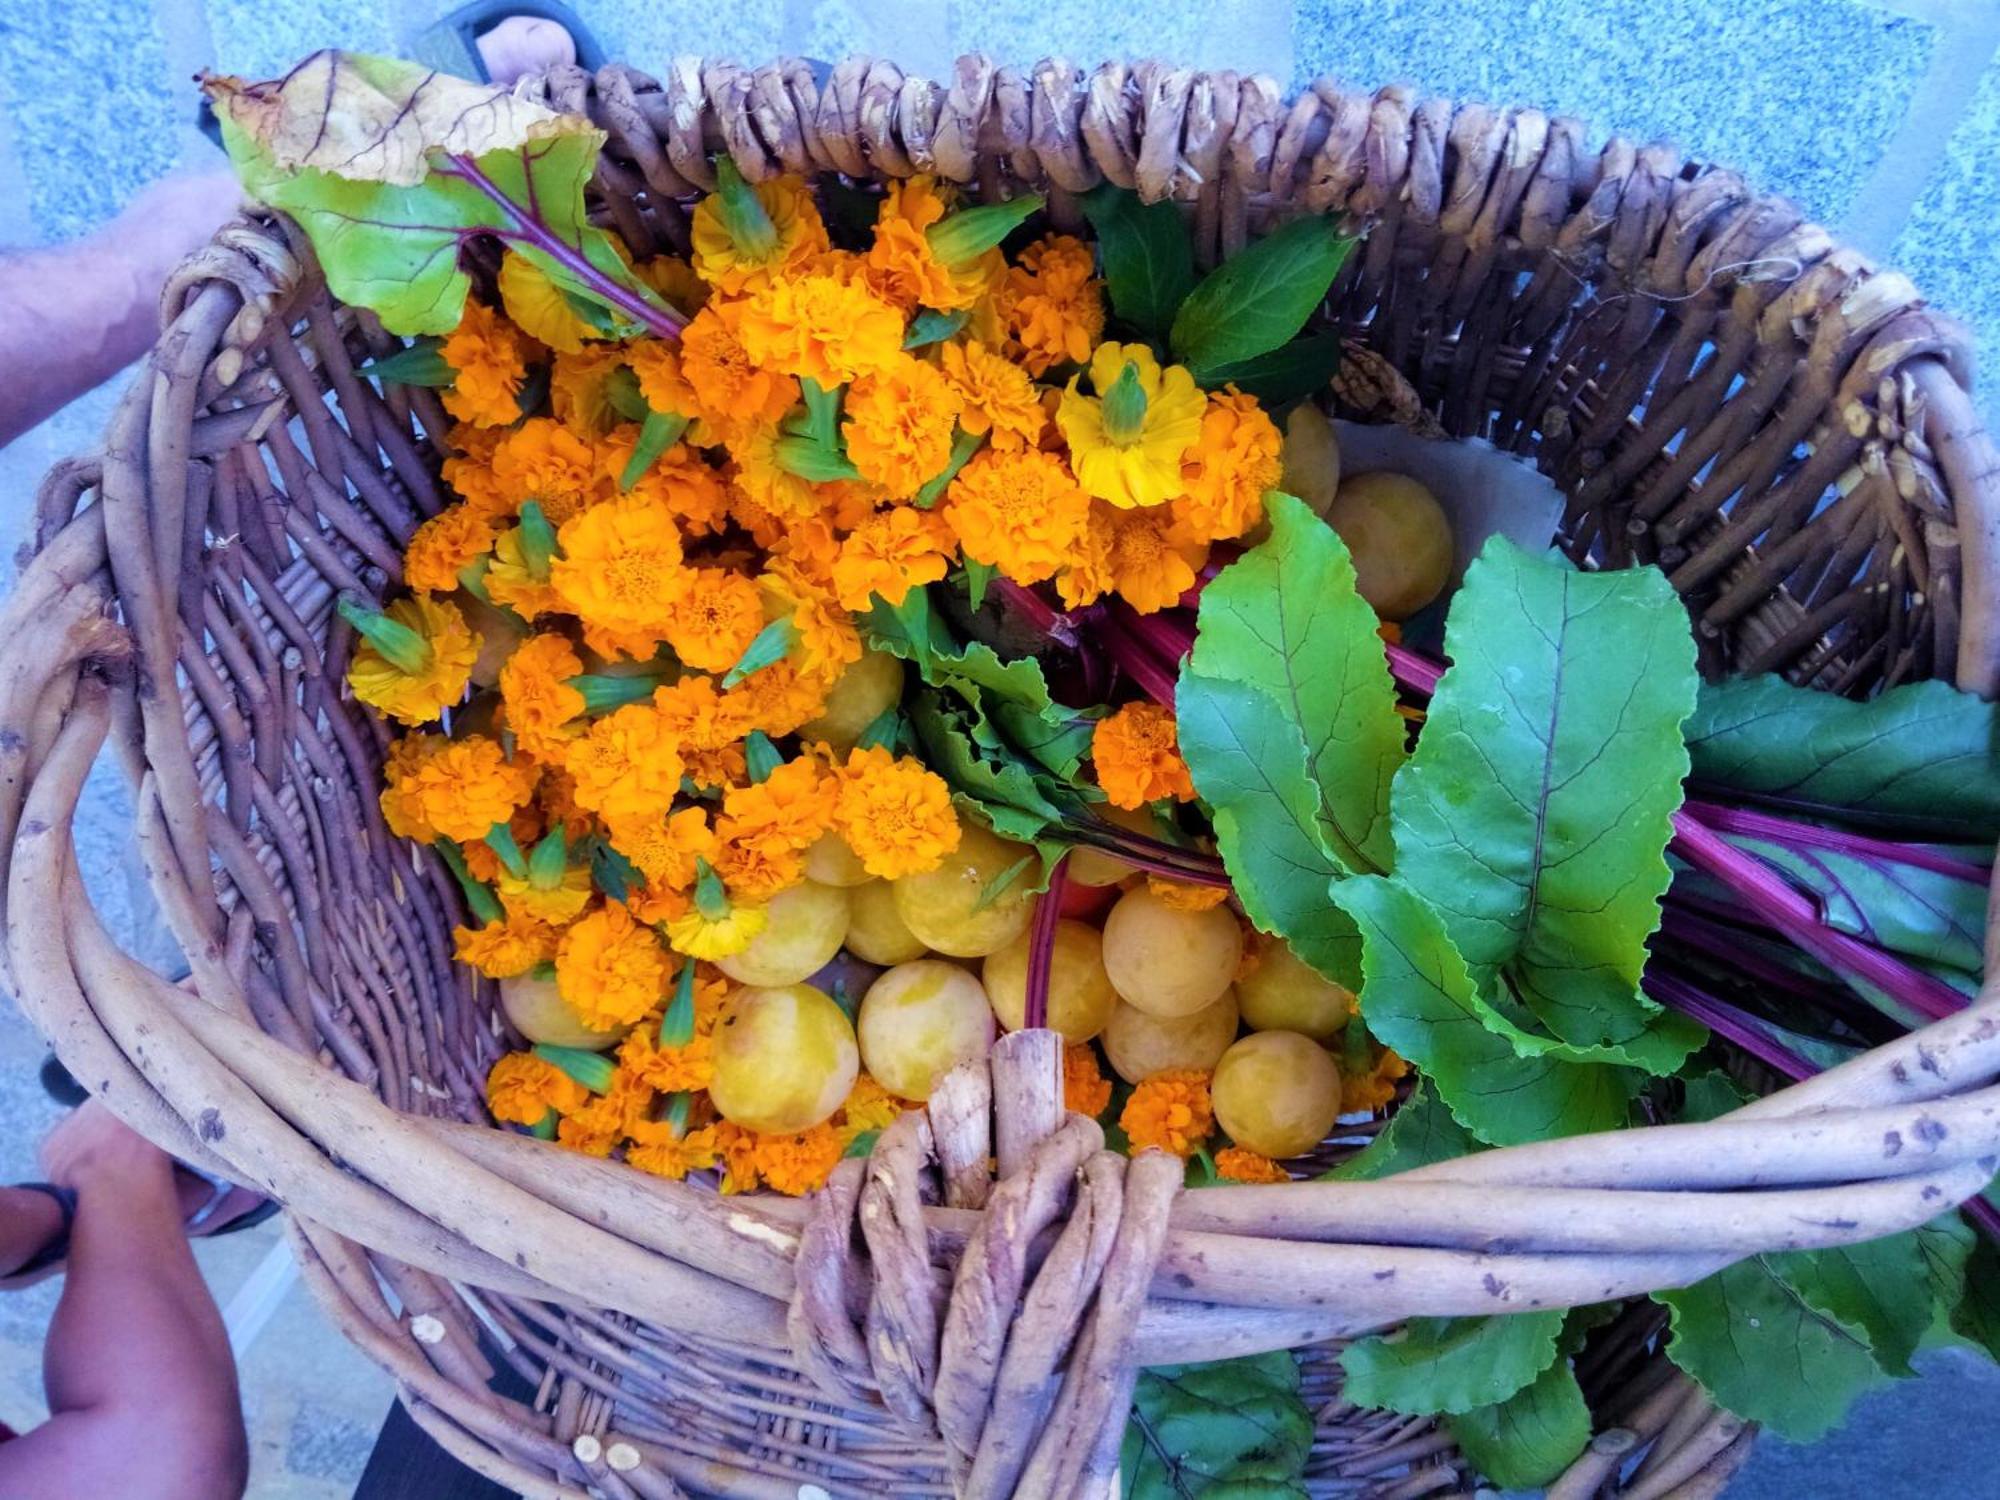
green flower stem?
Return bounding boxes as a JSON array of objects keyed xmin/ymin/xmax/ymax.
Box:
[
  {"xmin": 569, "ymin": 673, "xmax": 665, "ymax": 714},
  {"xmin": 659, "ymin": 962, "xmax": 699, "ymax": 1046},
  {"xmin": 533, "ymin": 1044, "xmax": 617, "ymax": 1094},
  {"xmin": 337, "ymin": 597, "xmax": 431, "ymax": 674},
  {"xmin": 1099, "ymin": 361, "xmax": 1148, "ymax": 443}
]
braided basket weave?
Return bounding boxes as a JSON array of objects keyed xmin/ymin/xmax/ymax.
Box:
[{"xmin": 9, "ymin": 53, "xmax": 2000, "ymax": 1498}]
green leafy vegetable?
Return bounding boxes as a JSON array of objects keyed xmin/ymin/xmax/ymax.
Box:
[
  {"xmin": 1725, "ymin": 835, "xmax": 1986, "ymax": 975},
  {"xmin": 1188, "ymin": 332, "xmax": 1343, "ymax": 404},
  {"xmin": 1768, "ymin": 1233, "xmax": 1937, "ymax": 1379},
  {"xmin": 1443, "ymin": 1359, "xmax": 1591, "ymax": 1489},
  {"xmin": 1121, "ymin": 1353, "xmax": 1313, "ymax": 1500},
  {"xmin": 1339, "ymin": 1313, "xmax": 1564, "ymax": 1416},
  {"xmin": 361, "ymin": 337, "xmax": 454, "ymax": 386},
  {"xmin": 1080, "ymin": 184, "xmax": 1196, "ymax": 338},
  {"xmin": 1324, "ymin": 1081, "xmax": 1479, "ymax": 1181},
  {"xmin": 1169, "ymin": 215, "xmax": 1355, "ymax": 378}
]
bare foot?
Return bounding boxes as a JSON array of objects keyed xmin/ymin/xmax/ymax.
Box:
[{"xmin": 476, "ymin": 16, "xmax": 578, "ymax": 87}]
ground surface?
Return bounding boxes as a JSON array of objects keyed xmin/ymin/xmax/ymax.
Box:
[{"xmin": 2, "ymin": 0, "xmax": 1998, "ymax": 1495}]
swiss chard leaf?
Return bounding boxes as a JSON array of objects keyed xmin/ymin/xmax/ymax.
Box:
[
  {"xmin": 1726, "ymin": 835, "xmax": 1987, "ymax": 975},
  {"xmin": 1389, "ymin": 538, "xmax": 1701, "ymax": 1069},
  {"xmin": 1684, "ymin": 673, "xmax": 2000, "ymax": 839},
  {"xmin": 1443, "ymin": 1359, "xmax": 1591, "ymax": 1490},
  {"xmin": 1169, "ymin": 215, "xmax": 1355, "ymax": 378},
  {"xmin": 1339, "ymin": 1312, "xmax": 1564, "ymax": 1417},
  {"xmin": 1121, "ymin": 1352, "xmax": 1313, "ymax": 1500},
  {"xmin": 1191, "ymin": 495, "xmax": 1406, "ymax": 875},
  {"xmin": 907, "ymin": 687, "xmax": 1069, "ymax": 844},
  {"xmin": 1325, "ymin": 1081, "xmax": 1479, "ymax": 1181},
  {"xmin": 1080, "ymin": 183, "xmax": 1196, "ymax": 338},
  {"xmin": 1176, "ymin": 672, "xmax": 1361, "ymax": 989},
  {"xmin": 1768, "ymin": 1233, "xmax": 1938, "ymax": 1379}
]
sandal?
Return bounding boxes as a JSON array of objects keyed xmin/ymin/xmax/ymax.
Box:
[{"xmin": 2, "ymin": 1167, "xmax": 279, "ymax": 1291}]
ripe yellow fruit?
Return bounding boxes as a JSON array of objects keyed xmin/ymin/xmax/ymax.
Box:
[
  {"xmin": 803, "ymin": 830, "xmax": 873, "ymax": 887},
  {"xmin": 845, "ymin": 879, "xmax": 929, "ymax": 965},
  {"xmin": 1211, "ymin": 1031, "xmax": 1341, "ymax": 1159},
  {"xmin": 1236, "ymin": 936, "xmax": 1354, "ymax": 1043},
  {"xmin": 708, "ymin": 983, "xmax": 860, "ymax": 1133},
  {"xmin": 1101, "ymin": 885, "xmax": 1242, "ymax": 1017},
  {"xmin": 1280, "ymin": 402, "xmax": 1342, "ymax": 514},
  {"xmin": 1101, "ymin": 989, "xmax": 1240, "ymax": 1084},
  {"xmin": 891, "ymin": 822, "xmax": 1038, "ymax": 958},
  {"xmin": 1323, "ymin": 471, "xmax": 1454, "ymax": 621},
  {"xmin": 797, "ymin": 648, "xmax": 905, "ymax": 751},
  {"xmin": 983, "ymin": 919, "xmax": 1118, "ymax": 1042},
  {"xmin": 717, "ymin": 880, "xmax": 851, "ymax": 987},
  {"xmin": 499, "ymin": 971, "xmax": 626, "ymax": 1049},
  {"xmin": 856, "ymin": 959, "xmax": 996, "ymax": 1100},
  {"xmin": 1066, "ymin": 803, "xmax": 1164, "ymax": 887}
]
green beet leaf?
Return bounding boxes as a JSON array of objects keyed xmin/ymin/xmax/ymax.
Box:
[
  {"xmin": 1444, "ymin": 1358, "xmax": 1591, "ymax": 1490},
  {"xmin": 1657, "ymin": 1254, "xmax": 1891, "ymax": 1441},
  {"xmin": 1121, "ymin": 1352, "xmax": 1313, "ymax": 1500},
  {"xmin": 1389, "ymin": 538, "xmax": 1701, "ymax": 1068},
  {"xmin": 1176, "ymin": 672, "xmax": 1361, "ymax": 989},
  {"xmin": 1329, "ymin": 876, "xmax": 1635, "ymax": 1145},
  {"xmin": 1339, "ymin": 1312, "xmax": 1564, "ymax": 1417},
  {"xmin": 1948, "ymin": 1220, "xmax": 2000, "ymax": 1363},
  {"xmin": 1170, "ymin": 215, "xmax": 1355, "ymax": 378},
  {"xmin": 907, "ymin": 688, "xmax": 1068, "ymax": 845},
  {"xmin": 1188, "ymin": 331, "xmax": 1343, "ymax": 404},
  {"xmin": 1685, "ymin": 673, "xmax": 2000, "ymax": 839},
  {"xmin": 1768, "ymin": 1232, "xmax": 1939, "ymax": 1379},
  {"xmin": 1324, "ymin": 1081, "xmax": 1480, "ymax": 1181},
  {"xmin": 1080, "ymin": 183, "xmax": 1196, "ymax": 338},
  {"xmin": 1191, "ymin": 494, "xmax": 1406, "ymax": 874}
]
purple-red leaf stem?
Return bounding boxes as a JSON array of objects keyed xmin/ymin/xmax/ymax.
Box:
[
  {"xmin": 991, "ymin": 576, "xmax": 1081, "ymax": 648},
  {"xmin": 1023, "ymin": 856, "xmax": 1068, "ymax": 1031},
  {"xmin": 1094, "ymin": 609, "xmax": 1179, "ymax": 706},
  {"xmin": 1683, "ymin": 799, "xmax": 1991, "ymax": 883},
  {"xmin": 1642, "ymin": 971, "xmax": 1819, "ymax": 1081}
]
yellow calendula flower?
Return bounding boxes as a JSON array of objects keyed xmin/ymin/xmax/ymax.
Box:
[
  {"xmin": 690, "ymin": 169, "xmax": 831, "ymax": 294},
  {"xmin": 497, "ymin": 250, "xmax": 599, "ymax": 354},
  {"xmin": 1056, "ymin": 343, "xmax": 1206, "ymax": 510},
  {"xmin": 344, "ymin": 594, "xmax": 479, "ymax": 726}
]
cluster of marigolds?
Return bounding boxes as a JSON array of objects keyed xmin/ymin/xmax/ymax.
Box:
[{"xmin": 352, "ymin": 169, "xmax": 1402, "ymax": 1196}]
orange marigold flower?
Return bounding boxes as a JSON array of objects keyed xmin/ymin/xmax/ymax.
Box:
[
  {"xmin": 660, "ymin": 565, "xmax": 768, "ymax": 674},
  {"xmin": 653, "ymin": 674, "xmax": 756, "ymax": 751},
  {"xmin": 442, "ymin": 423, "xmax": 513, "ymax": 520},
  {"xmin": 1106, "ymin": 504, "xmax": 1208, "ymax": 614},
  {"xmin": 379, "ymin": 735, "xmax": 448, "ymax": 840},
  {"xmin": 626, "ymin": 1123, "xmax": 720, "ymax": 1180},
  {"xmin": 1000, "ymin": 234, "xmax": 1104, "ymax": 376},
  {"xmin": 1119, "ymin": 1068, "xmax": 1214, "ymax": 1157},
  {"xmin": 492, "ymin": 418, "xmax": 599, "ymax": 526},
  {"xmin": 750, "ymin": 1122, "xmax": 847, "ymax": 1196},
  {"xmin": 937, "ymin": 338, "xmax": 1046, "ymax": 450},
  {"xmin": 720, "ymin": 758, "xmax": 836, "ymax": 855},
  {"xmin": 383, "ymin": 733, "xmax": 537, "ymax": 843},
  {"xmin": 549, "ymin": 343, "xmax": 629, "ymax": 438},
  {"xmin": 833, "ymin": 745, "xmax": 961, "ymax": 879},
  {"xmin": 565, "ymin": 704, "xmax": 686, "ymax": 827},
  {"xmin": 347, "ymin": 594, "xmax": 478, "ymax": 726},
  {"xmin": 711, "ymin": 834, "xmax": 805, "ymax": 905},
  {"xmin": 485, "ymin": 524, "xmax": 563, "ymax": 620},
  {"xmin": 636, "ymin": 447, "xmax": 736, "ymax": 536},
  {"xmin": 454, "ymin": 912, "xmax": 559, "ymax": 978},
  {"xmin": 761, "ymin": 560, "xmax": 863, "ymax": 680},
  {"xmin": 724, "ymin": 658, "xmax": 831, "ymax": 740},
  {"xmin": 1174, "ymin": 390, "xmax": 1282, "ymax": 542},
  {"xmin": 1063, "ymin": 1043, "xmax": 1113, "ymax": 1117},
  {"xmin": 618, "ymin": 1025, "xmax": 717, "ymax": 1093},
  {"xmin": 942, "ymin": 447, "xmax": 1090, "ymax": 585},
  {"xmin": 404, "ymin": 504, "xmax": 497, "ymax": 594},
  {"xmin": 549, "ymin": 490, "xmax": 686, "ymax": 647},
  {"xmin": 610, "ymin": 805, "xmax": 719, "ymax": 897},
  {"xmin": 831, "ymin": 506, "xmax": 956, "ymax": 612},
  {"xmin": 711, "ymin": 1120, "xmax": 762, "ymax": 1194},
  {"xmin": 441, "ymin": 298, "xmax": 539, "ymax": 428},
  {"xmin": 664, "ymin": 300, "xmax": 800, "ymax": 434},
  {"xmin": 498, "ymin": 633, "xmax": 587, "ymax": 761},
  {"xmin": 737, "ymin": 271, "xmax": 905, "ymax": 389},
  {"xmin": 1339, "ymin": 1045, "xmax": 1410, "ymax": 1115},
  {"xmin": 839, "ymin": 1074, "xmax": 909, "ymax": 1135},
  {"xmin": 862, "ymin": 176, "xmax": 1002, "ymax": 313},
  {"xmin": 725, "ymin": 423, "xmax": 827, "ymax": 521},
  {"xmin": 691, "ymin": 174, "xmax": 831, "ymax": 294},
  {"xmin": 842, "ymin": 355, "xmax": 963, "ymax": 499},
  {"xmin": 1147, "ymin": 876, "xmax": 1232, "ymax": 911},
  {"xmin": 555, "ymin": 903, "xmax": 671, "ymax": 1032},
  {"xmin": 1214, "ymin": 1146, "xmax": 1290, "ymax": 1184},
  {"xmin": 1055, "ymin": 502, "xmax": 1116, "ymax": 611},
  {"xmin": 557, "ymin": 1070, "xmax": 656, "ymax": 1156},
  {"xmin": 486, "ymin": 1051, "xmax": 588, "ymax": 1127},
  {"xmin": 1093, "ymin": 702, "xmax": 1195, "ymax": 809}
]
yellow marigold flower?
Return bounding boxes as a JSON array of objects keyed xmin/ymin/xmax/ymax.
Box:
[
  {"xmin": 937, "ymin": 338, "xmax": 1046, "ymax": 450},
  {"xmin": 751, "ymin": 1121, "xmax": 847, "ymax": 1196},
  {"xmin": 1000, "ymin": 234, "xmax": 1104, "ymax": 376},
  {"xmin": 635, "ymin": 253, "xmax": 710, "ymax": 315},
  {"xmin": 1173, "ymin": 390, "xmax": 1282, "ymax": 542},
  {"xmin": 1063, "ymin": 1043, "xmax": 1113, "ymax": 1117},
  {"xmin": 442, "ymin": 423, "xmax": 513, "ymax": 520},
  {"xmin": 832, "ymin": 745, "xmax": 961, "ymax": 879},
  {"xmin": 497, "ymin": 250, "xmax": 598, "ymax": 354},
  {"xmin": 498, "ymin": 633, "xmax": 586, "ymax": 761},
  {"xmin": 1147, "ymin": 876, "xmax": 1232, "ymax": 911},
  {"xmin": 611, "ymin": 805, "xmax": 719, "ymax": 897},
  {"xmin": 1093, "ymin": 702, "xmax": 1195, "ymax": 809},
  {"xmin": 666, "ymin": 301, "xmax": 801, "ymax": 435},
  {"xmin": 498, "ymin": 863, "xmax": 595, "ymax": 925},
  {"xmin": 441, "ymin": 298, "xmax": 539, "ymax": 428},
  {"xmin": 839, "ymin": 1074, "xmax": 909, "ymax": 1135},
  {"xmin": 556, "ymin": 903, "xmax": 671, "ymax": 1031},
  {"xmin": 382, "ymin": 733, "xmax": 537, "ymax": 844},
  {"xmin": 618, "ymin": 1025, "xmax": 717, "ymax": 1093},
  {"xmin": 691, "ymin": 173, "xmax": 831, "ymax": 294},
  {"xmin": 548, "ymin": 490, "xmax": 685, "ymax": 645},
  {"xmin": 1119, "ymin": 1068, "xmax": 1214, "ymax": 1158},
  {"xmin": 761, "ymin": 560, "xmax": 862, "ymax": 681},
  {"xmin": 1215, "ymin": 1146, "xmax": 1290, "ymax": 1184},
  {"xmin": 711, "ymin": 835, "xmax": 805, "ymax": 905},
  {"xmin": 737, "ymin": 271, "xmax": 905, "ymax": 389},
  {"xmin": 831, "ymin": 506, "xmax": 956, "ymax": 612},
  {"xmin": 626, "ymin": 1123, "xmax": 720, "ymax": 1180},
  {"xmin": 712, "ymin": 1120, "xmax": 762, "ymax": 1193},
  {"xmin": 454, "ymin": 912, "xmax": 559, "ymax": 978},
  {"xmin": 726, "ymin": 423, "xmax": 826, "ymax": 521},
  {"xmin": 942, "ymin": 447, "xmax": 1090, "ymax": 586},
  {"xmin": 666, "ymin": 901, "xmax": 768, "ymax": 959},
  {"xmin": 565, "ymin": 704, "xmax": 686, "ymax": 826},
  {"xmin": 404, "ymin": 504, "xmax": 497, "ymax": 594},
  {"xmin": 720, "ymin": 758, "xmax": 836, "ymax": 856},
  {"xmin": 1106, "ymin": 504, "xmax": 1208, "ymax": 614},
  {"xmin": 842, "ymin": 354, "xmax": 963, "ymax": 499},
  {"xmin": 1057, "ymin": 343, "xmax": 1206, "ymax": 511},
  {"xmin": 486, "ymin": 1052, "xmax": 588, "ymax": 1127},
  {"xmin": 485, "ymin": 524, "xmax": 563, "ymax": 620},
  {"xmin": 1339, "ymin": 1045, "xmax": 1410, "ymax": 1115},
  {"xmin": 550, "ymin": 343, "xmax": 629, "ymax": 439},
  {"xmin": 492, "ymin": 418, "xmax": 599, "ymax": 527},
  {"xmin": 346, "ymin": 594, "xmax": 478, "ymax": 726},
  {"xmin": 660, "ymin": 565, "xmax": 768, "ymax": 675}
]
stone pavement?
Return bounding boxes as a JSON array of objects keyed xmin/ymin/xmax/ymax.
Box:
[{"xmin": 1, "ymin": 0, "xmax": 1998, "ymax": 1495}]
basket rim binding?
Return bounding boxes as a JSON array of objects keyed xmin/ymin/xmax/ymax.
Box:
[{"xmin": 5, "ymin": 51, "xmax": 1999, "ymax": 1499}]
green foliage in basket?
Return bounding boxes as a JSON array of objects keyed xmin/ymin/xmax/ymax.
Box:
[{"xmin": 1120, "ymin": 1351, "xmax": 1314, "ymax": 1499}]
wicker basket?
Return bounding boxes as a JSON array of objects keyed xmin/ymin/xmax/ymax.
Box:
[{"xmin": 7, "ymin": 53, "xmax": 1999, "ymax": 1499}]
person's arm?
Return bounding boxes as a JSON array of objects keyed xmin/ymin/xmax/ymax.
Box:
[
  {"xmin": 0, "ymin": 169, "xmax": 240, "ymax": 447},
  {"xmin": 0, "ymin": 1102, "xmax": 248, "ymax": 1500}
]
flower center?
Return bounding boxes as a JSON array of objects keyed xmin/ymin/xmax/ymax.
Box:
[{"xmin": 1099, "ymin": 361, "xmax": 1149, "ymax": 445}]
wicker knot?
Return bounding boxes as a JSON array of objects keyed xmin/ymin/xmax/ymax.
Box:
[{"xmin": 787, "ymin": 1030, "xmax": 1181, "ymax": 1499}]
